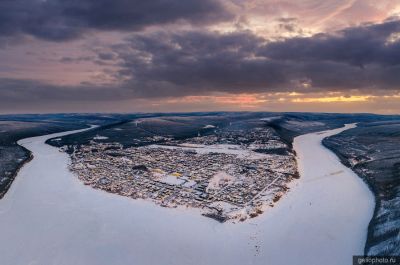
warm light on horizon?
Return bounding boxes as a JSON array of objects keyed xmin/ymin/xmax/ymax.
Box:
[{"xmin": 291, "ymin": 95, "xmax": 371, "ymax": 103}]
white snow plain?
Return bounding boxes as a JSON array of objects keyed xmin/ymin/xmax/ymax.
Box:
[{"xmin": 0, "ymin": 124, "xmax": 374, "ymax": 265}]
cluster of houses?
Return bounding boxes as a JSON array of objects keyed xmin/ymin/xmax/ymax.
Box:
[{"xmin": 68, "ymin": 127, "xmax": 297, "ymax": 222}]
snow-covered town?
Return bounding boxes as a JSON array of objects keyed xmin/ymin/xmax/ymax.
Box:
[{"xmin": 68, "ymin": 128, "xmax": 298, "ymax": 222}]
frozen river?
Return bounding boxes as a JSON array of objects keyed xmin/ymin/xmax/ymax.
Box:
[{"xmin": 0, "ymin": 124, "xmax": 374, "ymax": 265}]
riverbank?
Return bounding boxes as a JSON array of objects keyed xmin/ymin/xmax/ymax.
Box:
[
  {"xmin": 252, "ymin": 124, "xmax": 374, "ymax": 264},
  {"xmin": 0, "ymin": 118, "xmax": 95, "ymax": 200},
  {"xmin": 322, "ymin": 121, "xmax": 400, "ymax": 255},
  {"xmin": 0, "ymin": 146, "xmax": 32, "ymax": 199},
  {"xmin": 0, "ymin": 125, "xmax": 374, "ymax": 265}
]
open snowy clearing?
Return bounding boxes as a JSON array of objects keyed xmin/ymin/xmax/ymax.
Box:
[
  {"xmin": 0, "ymin": 124, "xmax": 374, "ymax": 265},
  {"xmin": 148, "ymin": 143, "xmax": 269, "ymax": 159}
]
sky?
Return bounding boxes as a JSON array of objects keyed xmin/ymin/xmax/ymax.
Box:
[{"xmin": 1, "ymin": 0, "xmax": 400, "ymax": 114}]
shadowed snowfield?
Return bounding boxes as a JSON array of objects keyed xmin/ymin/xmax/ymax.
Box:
[{"xmin": 0, "ymin": 124, "xmax": 374, "ymax": 265}]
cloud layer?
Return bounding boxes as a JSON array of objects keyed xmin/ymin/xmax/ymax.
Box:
[
  {"xmin": 108, "ymin": 19, "xmax": 400, "ymax": 97},
  {"xmin": 0, "ymin": 0, "xmax": 400, "ymax": 113},
  {"xmin": 0, "ymin": 0, "xmax": 230, "ymax": 41}
]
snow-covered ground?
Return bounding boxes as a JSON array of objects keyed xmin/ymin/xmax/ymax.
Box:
[
  {"xmin": 0, "ymin": 124, "xmax": 374, "ymax": 265},
  {"xmin": 93, "ymin": 135, "xmax": 109, "ymax": 140},
  {"xmin": 206, "ymin": 171, "xmax": 235, "ymax": 191},
  {"xmin": 148, "ymin": 143, "xmax": 269, "ymax": 159}
]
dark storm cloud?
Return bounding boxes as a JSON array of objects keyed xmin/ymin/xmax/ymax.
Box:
[
  {"xmin": 111, "ymin": 30, "xmax": 282, "ymax": 97},
  {"xmin": 0, "ymin": 0, "xmax": 231, "ymax": 41},
  {"xmin": 261, "ymin": 19, "xmax": 400, "ymax": 67},
  {"xmin": 104, "ymin": 19, "xmax": 400, "ymax": 97}
]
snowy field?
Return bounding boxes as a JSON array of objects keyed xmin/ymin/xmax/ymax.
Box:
[
  {"xmin": 148, "ymin": 143, "xmax": 269, "ymax": 159},
  {"xmin": 0, "ymin": 124, "xmax": 374, "ymax": 265}
]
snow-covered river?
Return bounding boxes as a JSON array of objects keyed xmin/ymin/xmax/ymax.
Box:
[{"xmin": 0, "ymin": 124, "xmax": 374, "ymax": 265}]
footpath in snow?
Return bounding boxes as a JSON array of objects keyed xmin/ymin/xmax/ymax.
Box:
[{"xmin": 0, "ymin": 124, "xmax": 374, "ymax": 265}]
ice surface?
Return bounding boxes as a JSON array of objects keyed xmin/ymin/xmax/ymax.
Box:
[{"xmin": 0, "ymin": 124, "xmax": 374, "ymax": 265}]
